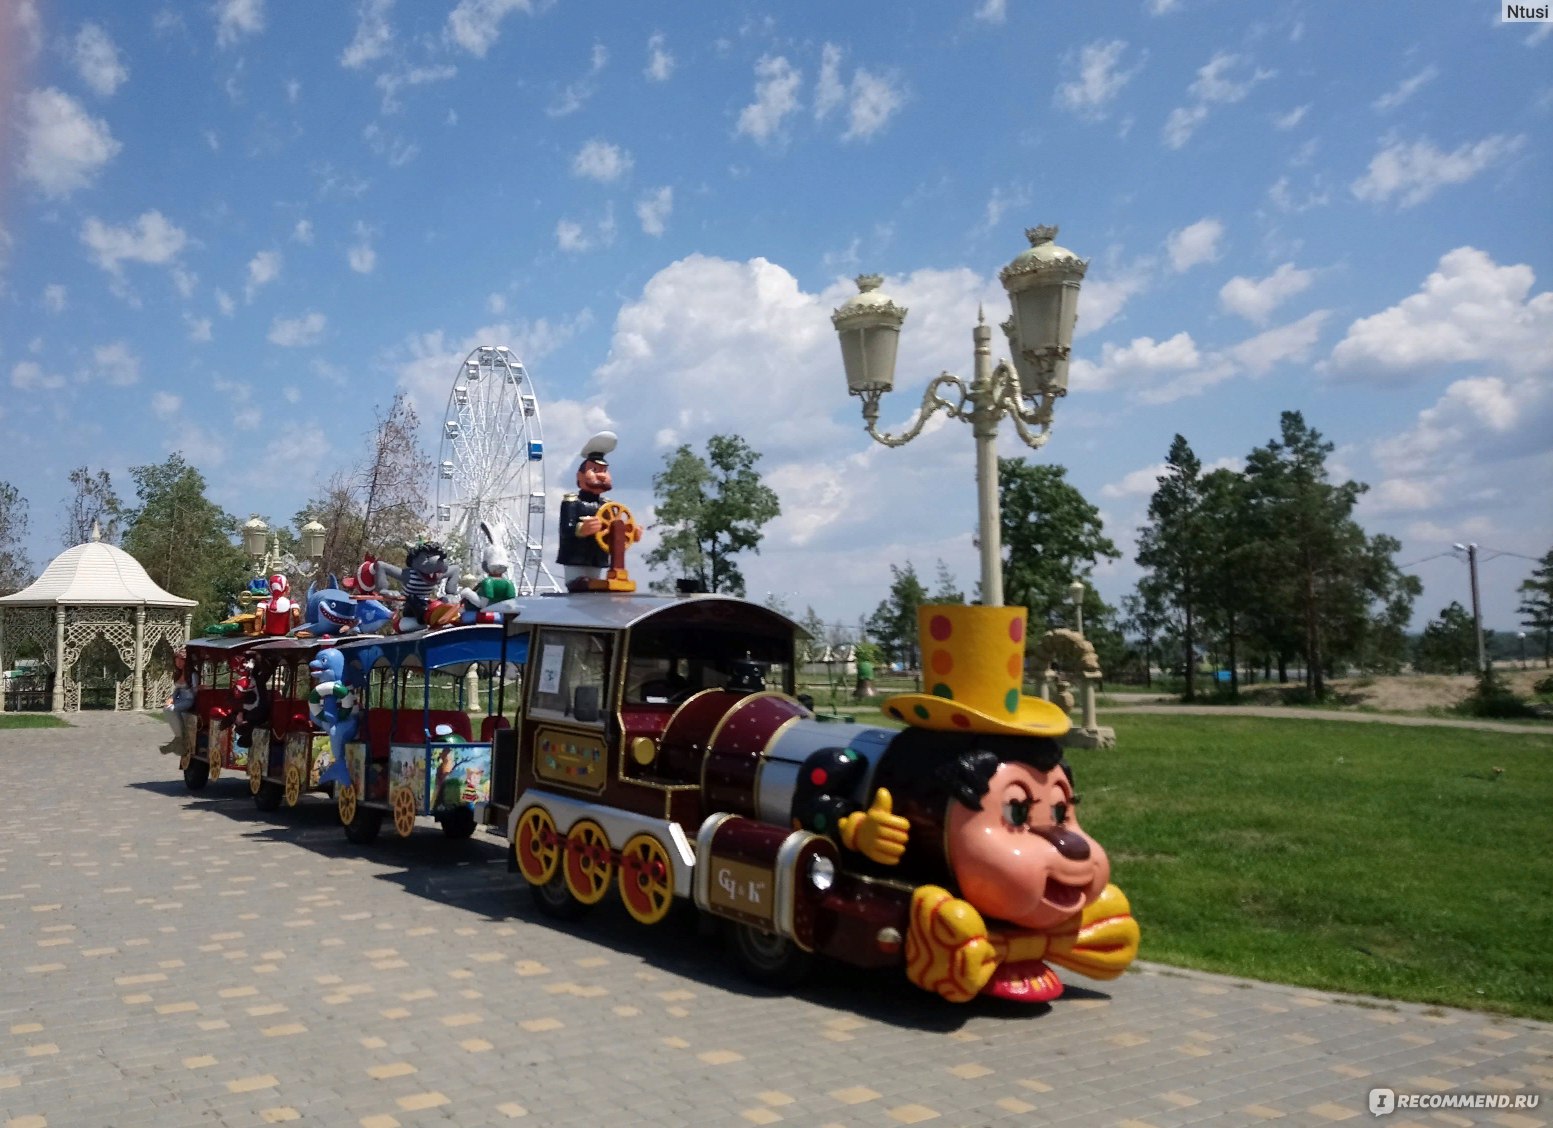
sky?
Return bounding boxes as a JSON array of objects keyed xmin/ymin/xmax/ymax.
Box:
[{"xmin": 0, "ymin": 0, "xmax": 1549, "ymax": 639}]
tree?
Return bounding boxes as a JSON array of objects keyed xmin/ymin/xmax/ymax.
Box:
[
  {"xmin": 1518, "ymin": 549, "xmax": 1553, "ymax": 667},
  {"xmin": 645, "ymin": 435, "xmax": 780, "ymax": 596},
  {"xmin": 1415, "ymin": 602, "xmax": 1480, "ymax": 674},
  {"xmin": 1135, "ymin": 435, "xmax": 1207, "ymax": 701},
  {"xmin": 355, "ymin": 392, "xmax": 432, "ymax": 559},
  {"xmin": 867, "ymin": 562, "xmax": 929, "ymax": 670},
  {"xmin": 928, "ymin": 559, "xmax": 966, "ymax": 605},
  {"xmin": 1121, "ymin": 583, "xmax": 1169, "ymax": 687},
  {"xmin": 998, "ymin": 459, "xmax": 1119, "ymax": 627},
  {"xmin": 0, "ymin": 481, "xmax": 33, "ymax": 595},
  {"xmin": 121, "ymin": 453, "xmax": 249, "ymax": 634},
  {"xmin": 61, "ymin": 466, "xmax": 124, "ymax": 547}
]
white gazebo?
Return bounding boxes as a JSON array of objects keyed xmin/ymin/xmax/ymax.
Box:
[{"xmin": 0, "ymin": 527, "xmax": 196, "ymax": 713}]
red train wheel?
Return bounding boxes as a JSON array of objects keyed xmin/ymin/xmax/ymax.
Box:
[
  {"xmin": 618, "ymin": 834, "xmax": 674, "ymax": 925},
  {"xmin": 563, "ymin": 819, "xmax": 613, "ymax": 906},
  {"xmin": 514, "ymin": 806, "xmax": 560, "ymax": 886}
]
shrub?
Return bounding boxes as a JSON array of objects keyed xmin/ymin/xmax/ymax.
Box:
[{"xmin": 1454, "ymin": 665, "xmax": 1536, "ymax": 719}]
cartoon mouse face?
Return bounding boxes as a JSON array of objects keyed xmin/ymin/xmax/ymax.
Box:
[{"xmin": 944, "ymin": 760, "xmax": 1110, "ymax": 932}]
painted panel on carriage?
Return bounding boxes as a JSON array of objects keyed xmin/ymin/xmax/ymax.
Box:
[
  {"xmin": 532, "ymin": 726, "xmax": 607, "ymax": 791},
  {"xmin": 389, "ymin": 745, "xmax": 428, "ymax": 811},
  {"xmin": 431, "ymin": 742, "xmax": 492, "ymax": 809}
]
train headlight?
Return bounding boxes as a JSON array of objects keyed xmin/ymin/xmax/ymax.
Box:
[{"xmin": 808, "ymin": 854, "xmax": 835, "ymax": 892}]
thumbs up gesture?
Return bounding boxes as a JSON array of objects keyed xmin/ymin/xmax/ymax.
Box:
[{"xmin": 838, "ymin": 787, "xmax": 910, "ymax": 865}]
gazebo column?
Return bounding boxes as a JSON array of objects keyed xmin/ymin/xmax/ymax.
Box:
[
  {"xmin": 0, "ymin": 611, "xmax": 8, "ymax": 714},
  {"xmin": 133, "ymin": 605, "xmax": 147, "ymax": 712},
  {"xmin": 183, "ymin": 612, "xmax": 193, "ymax": 642},
  {"xmin": 51, "ymin": 606, "xmax": 66, "ymax": 712}
]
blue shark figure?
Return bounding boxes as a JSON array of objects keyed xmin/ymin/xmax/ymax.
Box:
[
  {"xmin": 292, "ymin": 575, "xmax": 390, "ymax": 638},
  {"xmin": 309, "ymin": 647, "xmax": 358, "ymax": 789}
]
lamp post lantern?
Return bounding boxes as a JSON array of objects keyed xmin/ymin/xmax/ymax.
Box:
[
  {"xmin": 1519, "ymin": 631, "xmax": 1527, "ymax": 668},
  {"xmin": 832, "ymin": 226, "xmax": 1086, "ymax": 607},
  {"xmin": 1068, "ymin": 579, "xmax": 1086, "ymax": 636},
  {"xmin": 244, "ymin": 513, "xmax": 328, "ymax": 581}
]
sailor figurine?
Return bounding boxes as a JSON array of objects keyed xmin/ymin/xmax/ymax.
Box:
[{"xmin": 557, "ymin": 431, "xmax": 618, "ymax": 591}]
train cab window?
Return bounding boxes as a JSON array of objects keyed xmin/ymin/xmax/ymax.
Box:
[{"xmin": 529, "ymin": 630, "xmax": 613, "ymax": 724}]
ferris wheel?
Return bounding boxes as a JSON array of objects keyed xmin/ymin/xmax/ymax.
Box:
[{"xmin": 433, "ymin": 345, "xmax": 561, "ymax": 595}]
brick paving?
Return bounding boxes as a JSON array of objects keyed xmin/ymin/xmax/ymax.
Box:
[{"xmin": 1, "ymin": 711, "xmax": 1548, "ymax": 1128}]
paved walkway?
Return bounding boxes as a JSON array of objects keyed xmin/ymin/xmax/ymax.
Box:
[{"xmin": 1, "ymin": 712, "xmax": 1548, "ymax": 1127}]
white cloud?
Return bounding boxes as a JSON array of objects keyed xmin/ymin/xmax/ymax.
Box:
[
  {"xmin": 1070, "ymin": 332, "xmax": 1202, "ymax": 393},
  {"xmin": 974, "ymin": 0, "xmax": 1007, "ymax": 22},
  {"xmin": 1273, "ymin": 104, "xmax": 1308, "ymax": 130},
  {"xmin": 79, "ymin": 211, "xmax": 188, "ymax": 277},
  {"xmin": 245, "ymin": 249, "xmax": 281, "ymax": 301},
  {"xmin": 268, "ymin": 311, "xmax": 327, "ymax": 347},
  {"xmin": 636, "ymin": 187, "xmax": 673, "ymax": 237},
  {"xmin": 572, "ymin": 139, "xmax": 633, "ymax": 184},
  {"xmin": 151, "ymin": 391, "xmax": 182, "ymax": 418},
  {"xmin": 93, "ymin": 341, "xmax": 140, "ymax": 386},
  {"xmin": 1329, "ymin": 247, "xmax": 1552, "ymax": 381},
  {"xmin": 72, "ymin": 23, "xmax": 129, "ymax": 96},
  {"xmin": 1055, "ymin": 40, "xmax": 1137, "ymax": 121},
  {"xmin": 1351, "ymin": 134, "xmax": 1524, "ymax": 208},
  {"xmin": 10, "ymin": 360, "xmax": 65, "ymax": 391},
  {"xmin": 644, "ymin": 32, "xmax": 674, "ymax": 81},
  {"xmin": 292, "ymin": 219, "xmax": 313, "ymax": 244},
  {"xmin": 1101, "ymin": 455, "xmax": 1241, "ymax": 499},
  {"xmin": 12, "ymin": 0, "xmax": 42, "ymax": 57},
  {"xmin": 216, "ymin": 289, "xmax": 236, "ymax": 317},
  {"xmin": 487, "ymin": 293, "xmax": 505, "ymax": 314},
  {"xmin": 42, "ymin": 284, "xmax": 67, "ymax": 313},
  {"xmin": 1373, "ymin": 65, "xmax": 1438, "ymax": 112},
  {"xmin": 555, "ymin": 205, "xmax": 616, "ymax": 254},
  {"xmin": 445, "ymin": 0, "xmax": 531, "ymax": 58},
  {"xmin": 375, "ymin": 63, "xmax": 457, "ymax": 114},
  {"xmin": 1166, "ymin": 217, "xmax": 1223, "ymax": 272},
  {"xmin": 363, "ymin": 122, "xmax": 419, "ymax": 166},
  {"xmin": 1162, "ymin": 52, "xmax": 1272, "ymax": 148},
  {"xmin": 548, "ymin": 42, "xmax": 608, "ymax": 117},
  {"xmin": 1225, "ymin": 310, "xmax": 1328, "ymax": 375},
  {"xmin": 214, "ymin": 0, "xmax": 264, "ymax": 48},
  {"xmin": 185, "ymin": 315, "xmax": 213, "ymax": 342},
  {"xmin": 814, "ymin": 43, "xmax": 845, "ymax": 121},
  {"xmin": 19, "ymin": 88, "xmax": 122, "ymax": 198},
  {"xmin": 348, "ymin": 223, "xmax": 377, "ymax": 273},
  {"xmin": 843, "ymin": 68, "xmax": 904, "ymax": 141},
  {"xmin": 736, "ymin": 55, "xmax": 801, "ymax": 144},
  {"xmin": 1219, "ymin": 262, "xmax": 1313, "ymax": 323},
  {"xmin": 341, "ymin": 0, "xmax": 393, "ymax": 69}
]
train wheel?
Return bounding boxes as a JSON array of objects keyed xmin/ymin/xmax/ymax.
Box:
[
  {"xmin": 254, "ymin": 780, "xmax": 284, "ymax": 812},
  {"xmin": 618, "ymin": 834, "xmax": 674, "ymax": 925},
  {"xmin": 283, "ymin": 763, "xmax": 303, "ymax": 808},
  {"xmin": 514, "ymin": 807, "xmax": 561, "ymax": 886},
  {"xmin": 337, "ymin": 783, "xmax": 357, "ymax": 826},
  {"xmin": 182, "ymin": 755, "xmax": 209, "ymax": 792},
  {"xmin": 728, "ymin": 922, "xmax": 813, "ymax": 989},
  {"xmin": 247, "ymin": 750, "xmax": 263, "ymax": 795},
  {"xmin": 528, "ymin": 867, "xmax": 590, "ymax": 921},
  {"xmin": 344, "ymin": 802, "xmax": 383, "ymax": 846},
  {"xmin": 562, "ymin": 819, "xmax": 613, "ymax": 906},
  {"xmin": 391, "ymin": 786, "xmax": 417, "ymax": 838}
]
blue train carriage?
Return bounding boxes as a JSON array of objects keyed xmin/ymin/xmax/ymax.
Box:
[
  {"xmin": 240, "ymin": 636, "xmax": 341, "ymax": 812},
  {"xmin": 332, "ymin": 624, "xmax": 526, "ymax": 844},
  {"xmin": 177, "ymin": 634, "xmax": 274, "ymax": 792}
]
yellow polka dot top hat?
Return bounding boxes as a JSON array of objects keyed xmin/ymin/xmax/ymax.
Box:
[{"xmin": 883, "ymin": 604, "xmax": 1071, "ymax": 737}]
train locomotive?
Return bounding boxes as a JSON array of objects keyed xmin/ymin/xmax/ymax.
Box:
[{"xmin": 487, "ymin": 593, "xmax": 1139, "ymax": 1005}]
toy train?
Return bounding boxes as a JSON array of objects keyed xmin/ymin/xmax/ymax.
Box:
[{"xmin": 170, "ymin": 587, "xmax": 1138, "ymax": 1005}]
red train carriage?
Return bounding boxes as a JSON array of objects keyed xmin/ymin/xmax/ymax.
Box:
[
  {"xmin": 176, "ymin": 635, "xmax": 272, "ymax": 792},
  {"xmin": 240, "ymin": 636, "xmax": 338, "ymax": 812}
]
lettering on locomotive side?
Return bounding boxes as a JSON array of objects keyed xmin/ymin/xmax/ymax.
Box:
[{"xmin": 708, "ymin": 859, "xmax": 772, "ymax": 919}]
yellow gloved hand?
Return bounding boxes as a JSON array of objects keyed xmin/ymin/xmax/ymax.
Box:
[
  {"xmin": 1043, "ymin": 883, "xmax": 1141, "ymax": 981},
  {"xmin": 905, "ymin": 885, "xmax": 1000, "ymax": 1003},
  {"xmin": 837, "ymin": 787, "xmax": 910, "ymax": 865}
]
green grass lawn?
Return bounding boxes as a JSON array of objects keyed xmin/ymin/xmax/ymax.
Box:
[
  {"xmin": 0, "ymin": 714, "xmax": 69, "ymax": 730},
  {"xmin": 1076, "ymin": 715, "xmax": 1553, "ymax": 1020}
]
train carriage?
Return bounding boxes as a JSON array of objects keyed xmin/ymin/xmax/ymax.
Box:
[
  {"xmin": 332, "ymin": 624, "xmax": 525, "ymax": 845},
  {"xmin": 240, "ymin": 636, "xmax": 338, "ymax": 812},
  {"xmin": 177, "ymin": 635, "xmax": 272, "ymax": 792}
]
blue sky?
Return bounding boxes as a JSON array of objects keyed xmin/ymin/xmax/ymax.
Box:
[{"xmin": 1, "ymin": 0, "xmax": 1549, "ymax": 637}]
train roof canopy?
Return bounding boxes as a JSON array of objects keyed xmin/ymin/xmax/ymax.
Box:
[{"xmin": 493, "ymin": 592, "xmax": 808, "ymax": 639}]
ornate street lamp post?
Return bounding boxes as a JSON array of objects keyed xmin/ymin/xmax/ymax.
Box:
[
  {"xmin": 832, "ymin": 226, "xmax": 1086, "ymax": 607},
  {"xmin": 242, "ymin": 514, "xmax": 327, "ymax": 581},
  {"xmin": 1068, "ymin": 579, "xmax": 1086, "ymax": 636}
]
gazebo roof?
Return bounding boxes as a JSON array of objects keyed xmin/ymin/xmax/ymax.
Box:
[{"xmin": 0, "ymin": 538, "xmax": 197, "ymax": 609}]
